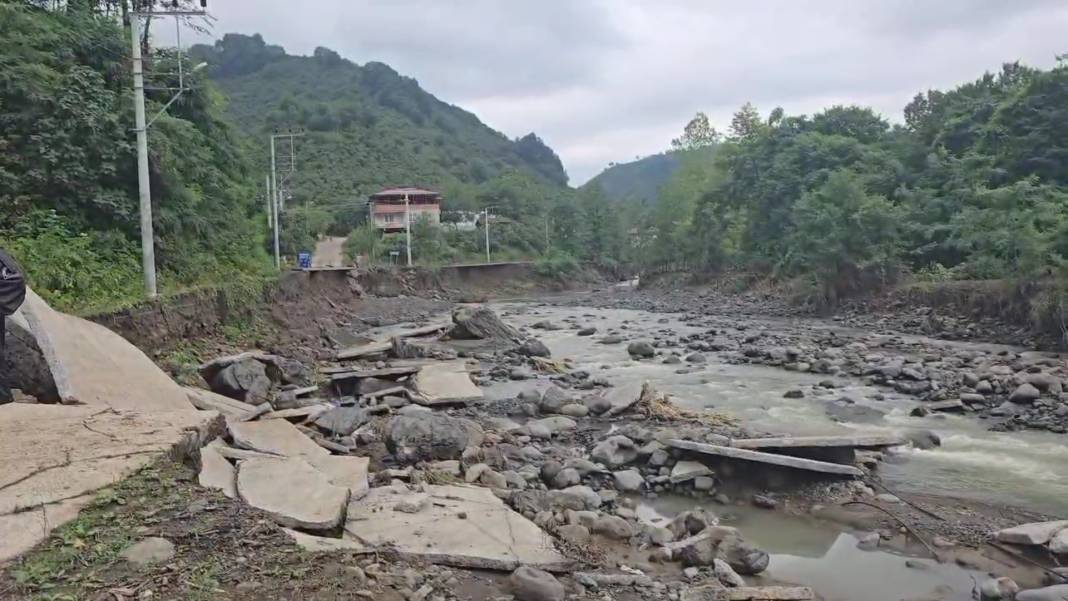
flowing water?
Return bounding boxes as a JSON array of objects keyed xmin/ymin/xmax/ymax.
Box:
[
  {"xmin": 489, "ymin": 302, "xmax": 1068, "ymax": 517},
  {"xmin": 475, "ymin": 300, "xmax": 1068, "ymax": 597}
]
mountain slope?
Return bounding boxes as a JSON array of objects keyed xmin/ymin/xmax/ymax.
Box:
[
  {"xmin": 192, "ymin": 35, "xmax": 567, "ymax": 220},
  {"xmin": 584, "ymin": 147, "xmax": 715, "ymax": 204}
]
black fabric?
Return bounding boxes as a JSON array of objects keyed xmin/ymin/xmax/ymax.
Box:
[{"xmin": 0, "ymin": 248, "xmax": 26, "ymax": 317}]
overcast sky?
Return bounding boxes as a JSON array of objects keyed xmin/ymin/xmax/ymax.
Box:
[{"xmin": 176, "ymin": 1, "xmax": 1068, "ymax": 185}]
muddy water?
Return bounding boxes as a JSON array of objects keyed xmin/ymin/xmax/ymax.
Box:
[
  {"xmin": 637, "ymin": 498, "xmax": 987, "ymax": 601},
  {"xmin": 491, "ymin": 303, "xmax": 1068, "ymax": 517}
]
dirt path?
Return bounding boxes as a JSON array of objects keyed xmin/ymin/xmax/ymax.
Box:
[{"xmin": 312, "ymin": 236, "xmax": 348, "ymax": 268}]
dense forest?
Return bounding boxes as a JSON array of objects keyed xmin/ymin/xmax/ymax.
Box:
[
  {"xmin": 620, "ymin": 63, "xmax": 1068, "ymax": 324},
  {"xmin": 0, "ymin": 1, "xmax": 270, "ymax": 311}
]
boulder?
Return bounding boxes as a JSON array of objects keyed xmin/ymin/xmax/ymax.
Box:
[
  {"xmin": 577, "ymin": 327, "xmax": 597, "ymax": 336},
  {"xmin": 995, "ymin": 520, "xmax": 1068, "ymax": 546},
  {"xmin": 556, "ymin": 524, "xmax": 590, "ymax": 545},
  {"xmin": 591, "ymin": 435, "xmax": 638, "ymax": 467},
  {"xmin": 509, "ymin": 566, "xmax": 565, "ymax": 601},
  {"xmin": 671, "ymin": 460, "xmax": 713, "ymax": 484},
  {"xmin": 1051, "ymin": 529, "xmax": 1068, "ymax": 555},
  {"xmin": 313, "ymin": 406, "xmax": 371, "ymax": 437},
  {"xmin": 613, "ymin": 469, "xmax": 645, "ymax": 492},
  {"xmin": 386, "ymin": 413, "xmax": 484, "ymax": 463},
  {"xmin": 450, "ymin": 306, "xmax": 523, "ymax": 342},
  {"xmin": 980, "ymin": 577, "xmax": 1020, "ymax": 601},
  {"xmin": 539, "ymin": 386, "xmax": 573, "ymax": 413},
  {"xmin": 1009, "ymin": 383, "xmax": 1041, "ymax": 404},
  {"xmin": 592, "ymin": 515, "xmax": 633, "ymax": 539},
  {"xmin": 211, "ymin": 358, "xmax": 272, "ymax": 404},
  {"xmin": 519, "ymin": 338, "xmax": 552, "ymax": 358},
  {"xmin": 713, "ymin": 558, "xmax": 746, "ymax": 587},
  {"xmin": 627, "ymin": 341, "xmax": 656, "ymax": 358}
]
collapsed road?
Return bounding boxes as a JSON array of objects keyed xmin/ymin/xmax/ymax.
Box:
[{"xmin": 1, "ymin": 286, "xmax": 1067, "ymax": 601}]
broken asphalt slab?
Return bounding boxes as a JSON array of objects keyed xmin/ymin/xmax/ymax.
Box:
[
  {"xmin": 0, "ymin": 403, "xmax": 219, "ymax": 562},
  {"xmin": 13, "ymin": 288, "xmax": 194, "ymax": 411},
  {"xmin": 344, "ymin": 483, "xmax": 571, "ymax": 571},
  {"xmin": 237, "ymin": 457, "xmax": 350, "ymax": 531},
  {"xmin": 410, "ymin": 359, "xmax": 484, "ymax": 406}
]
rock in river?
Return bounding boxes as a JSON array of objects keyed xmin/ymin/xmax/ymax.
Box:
[
  {"xmin": 627, "ymin": 341, "xmax": 656, "ymax": 358},
  {"xmin": 591, "ymin": 435, "xmax": 638, "ymax": 467}
]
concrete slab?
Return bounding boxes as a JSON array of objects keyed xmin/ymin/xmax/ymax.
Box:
[
  {"xmin": 14, "ymin": 288, "xmax": 193, "ymax": 411},
  {"xmin": 668, "ymin": 439, "xmax": 863, "ymax": 477},
  {"xmin": 228, "ymin": 419, "xmax": 329, "ymax": 459},
  {"xmin": 282, "ymin": 528, "xmax": 367, "ymax": 553},
  {"xmin": 0, "ymin": 403, "xmax": 218, "ymax": 563},
  {"xmin": 198, "ymin": 444, "xmax": 236, "ymax": 498},
  {"xmin": 185, "ymin": 386, "xmax": 256, "ymax": 418},
  {"xmin": 0, "ymin": 494, "xmax": 94, "ymax": 563},
  {"xmin": 729, "ymin": 435, "xmax": 905, "ymax": 450},
  {"xmin": 411, "ymin": 360, "xmax": 484, "ymax": 406},
  {"xmin": 335, "ymin": 324, "xmax": 449, "ymax": 360},
  {"xmin": 263, "ymin": 403, "xmax": 332, "ymax": 422},
  {"xmin": 237, "ymin": 457, "xmax": 349, "ymax": 530},
  {"xmin": 344, "ymin": 483, "xmax": 571, "ymax": 571},
  {"xmin": 308, "ymin": 455, "xmax": 370, "ymax": 499}
]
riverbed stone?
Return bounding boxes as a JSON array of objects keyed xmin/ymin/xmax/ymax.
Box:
[
  {"xmin": 386, "ymin": 413, "xmax": 484, "ymax": 463},
  {"xmin": 980, "ymin": 577, "xmax": 1020, "ymax": 601},
  {"xmin": 591, "ymin": 435, "xmax": 638, "ymax": 467},
  {"xmin": 593, "ymin": 515, "xmax": 633, "ymax": 539},
  {"xmin": 559, "ymin": 403, "xmax": 589, "ymax": 417},
  {"xmin": 995, "ymin": 520, "xmax": 1068, "ymax": 546},
  {"xmin": 612, "ymin": 469, "xmax": 645, "ymax": 492},
  {"xmin": 556, "ymin": 524, "xmax": 590, "ymax": 545},
  {"xmin": 670, "ymin": 460, "xmax": 713, "ymax": 483},
  {"xmin": 627, "ymin": 341, "xmax": 655, "ymax": 358},
  {"xmin": 1010, "ymin": 383, "xmax": 1041, "ymax": 404},
  {"xmin": 509, "ymin": 566, "xmax": 565, "ymax": 601}
]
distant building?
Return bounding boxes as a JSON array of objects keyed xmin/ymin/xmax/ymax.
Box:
[{"xmin": 369, "ymin": 187, "xmax": 441, "ymax": 232}]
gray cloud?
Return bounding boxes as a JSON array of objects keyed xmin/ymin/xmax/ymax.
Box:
[{"xmin": 172, "ymin": 1, "xmax": 1068, "ymax": 184}]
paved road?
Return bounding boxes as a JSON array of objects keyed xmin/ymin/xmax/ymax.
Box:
[{"xmin": 312, "ymin": 236, "xmax": 349, "ymax": 269}]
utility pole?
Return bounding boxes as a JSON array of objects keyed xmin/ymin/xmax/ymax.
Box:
[
  {"xmin": 265, "ymin": 174, "xmax": 272, "ymax": 228},
  {"xmin": 483, "ymin": 208, "xmax": 491, "ymax": 263},
  {"xmin": 270, "ymin": 137, "xmax": 280, "ymax": 268},
  {"xmin": 130, "ymin": 14, "xmax": 155, "ymax": 297},
  {"xmin": 128, "ymin": 5, "xmax": 207, "ymax": 298},
  {"xmin": 405, "ymin": 194, "xmax": 413, "ymax": 267},
  {"xmin": 268, "ymin": 129, "xmax": 304, "ymax": 269}
]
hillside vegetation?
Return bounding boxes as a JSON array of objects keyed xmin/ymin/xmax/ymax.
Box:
[
  {"xmin": 191, "ymin": 34, "xmax": 569, "ymax": 251},
  {"xmin": 631, "ymin": 63, "xmax": 1068, "ymax": 328},
  {"xmin": 583, "ymin": 147, "xmax": 714, "ymax": 205},
  {"xmin": 0, "ymin": 2, "xmax": 270, "ymax": 312}
]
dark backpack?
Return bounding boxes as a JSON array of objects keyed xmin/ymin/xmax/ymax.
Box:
[{"xmin": 0, "ymin": 249, "xmax": 26, "ymax": 317}]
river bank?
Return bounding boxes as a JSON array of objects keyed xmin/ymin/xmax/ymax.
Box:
[{"xmin": 5, "ymin": 277, "xmax": 1066, "ymax": 600}]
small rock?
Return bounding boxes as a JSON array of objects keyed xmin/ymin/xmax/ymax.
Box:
[
  {"xmin": 509, "ymin": 566, "xmax": 565, "ymax": 601},
  {"xmin": 980, "ymin": 577, "xmax": 1020, "ymax": 601},
  {"xmin": 627, "ymin": 341, "xmax": 656, "ymax": 358},
  {"xmin": 120, "ymin": 537, "xmax": 175, "ymax": 565}
]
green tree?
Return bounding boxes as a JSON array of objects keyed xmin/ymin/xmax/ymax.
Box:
[{"xmin": 671, "ymin": 112, "xmax": 720, "ymax": 151}]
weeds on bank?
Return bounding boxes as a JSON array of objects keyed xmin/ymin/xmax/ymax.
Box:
[{"xmin": 4, "ymin": 462, "xmax": 192, "ymax": 599}]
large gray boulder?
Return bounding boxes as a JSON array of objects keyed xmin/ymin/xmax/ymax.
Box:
[
  {"xmin": 1009, "ymin": 383, "xmax": 1041, "ymax": 404},
  {"xmin": 676, "ymin": 526, "xmax": 769, "ymax": 575},
  {"xmin": 450, "ymin": 306, "xmax": 523, "ymax": 342},
  {"xmin": 386, "ymin": 413, "xmax": 484, "ymax": 463},
  {"xmin": 519, "ymin": 338, "xmax": 552, "ymax": 358},
  {"xmin": 1, "ymin": 315, "xmax": 59, "ymax": 402},
  {"xmin": 313, "ymin": 406, "xmax": 371, "ymax": 437},
  {"xmin": 210, "ymin": 357, "xmax": 272, "ymax": 404},
  {"xmin": 627, "ymin": 341, "xmax": 655, "ymax": 358}
]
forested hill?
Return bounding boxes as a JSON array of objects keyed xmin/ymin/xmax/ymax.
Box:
[
  {"xmin": 191, "ymin": 34, "xmax": 568, "ymax": 218},
  {"xmin": 583, "ymin": 147, "xmax": 715, "ymax": 204}
]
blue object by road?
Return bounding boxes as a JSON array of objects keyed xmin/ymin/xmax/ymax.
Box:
[{"xmin": 298, "ymin": 252, "xmax": 312, "ymax": 269}]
